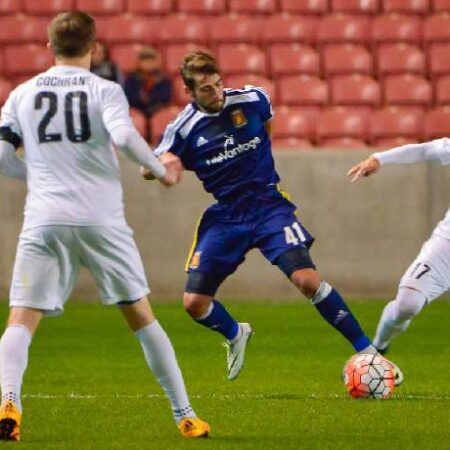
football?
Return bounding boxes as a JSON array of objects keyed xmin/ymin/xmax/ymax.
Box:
[{"xmin": 343, "ymin": 353, "xmax": 395, "ymax": 399}]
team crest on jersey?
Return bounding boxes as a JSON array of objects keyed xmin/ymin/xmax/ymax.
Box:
[
  {"xmin": 231, "ymin": 109, "xmax": 247, "ymax": 128},
  {"xmin": 189, "ymin": 251, "xmax": 202, "ymax": 269}
]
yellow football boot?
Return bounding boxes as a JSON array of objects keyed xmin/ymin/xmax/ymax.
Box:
[
  {"xmin": 0, "ymin": 401, "xmax": 21, "ymax": 441},
  {"xmin": 178, "ymin": 417, "xmax": 210, "ymax": 438}
]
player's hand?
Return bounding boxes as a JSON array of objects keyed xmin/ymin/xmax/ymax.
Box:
[
  {"xmin": 158, "ymin": 165, "xmax": 179, "ymax": 187},
  {"xmin": 347, "ymin": 156, "xmax": 381, "ymax": 182}
]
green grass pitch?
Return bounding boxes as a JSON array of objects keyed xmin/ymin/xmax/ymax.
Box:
[{"xmin": 0, "ymin": 300, "xmax": 448, "ymax": 449}]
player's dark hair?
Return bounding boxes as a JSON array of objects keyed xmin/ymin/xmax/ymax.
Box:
[
  {"xmin": 180, "ymin": 52, "xmax": 220, "ymax": 91},
  {"xmin": 48, "ymin": 11, "xmax": 96, "ymax": 58}
]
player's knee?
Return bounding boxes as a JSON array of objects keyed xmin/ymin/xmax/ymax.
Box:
[
  {"xmin": 290, "ymin": 269, "xmax": 321, "ymax": 299},
  {"xmin": 183, "ymin": 292, "xmax": 212, "ymax": 318},
  {"xmin": 395, "ymin": 288, "xmax": 426, "ymax": 321}
]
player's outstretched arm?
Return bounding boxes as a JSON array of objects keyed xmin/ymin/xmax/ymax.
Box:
[
  {"xmin": 140, "ymin": 152, "xmax": 184, "ymax": 187},
  {"xmin": 348, "ymin": 139, "xmax": 450, "ymax": 182},
  {"xmin": 347, "ymin": 156, "xmax": 381, "ymax": 182},
  {"xmin": 0, "ymin": 141, "xmax": 26, "ymax": 181}
]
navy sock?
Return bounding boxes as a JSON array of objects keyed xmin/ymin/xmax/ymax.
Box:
[
  {"xmin": 312, "ymin": 283, "xmax": 371, "ymax": 352},
  {"xmin": 194, "ymin": 300, "xmax": 239, "ymax": 340}
]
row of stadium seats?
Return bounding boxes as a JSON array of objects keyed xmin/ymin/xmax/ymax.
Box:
[
  {"xmin": 2, "ymin": 0, "xmax": 450, "ymax": 16},
  {"xmin": 144, "ymin": 105, "xmax": 450, "ymax": 148},
  {"xmin": 3, "ymin": 13, "xmax": 450, "ymax": 47},
  {"xmin": 3, "ymin": 41, "xmax": 450, "ymax": 79}
]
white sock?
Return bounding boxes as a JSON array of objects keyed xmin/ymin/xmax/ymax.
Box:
[
  {"xmin": 0, "ymin": 325, "xmax": 32, "ymax": 412},
  {"xmin": 373, "ymin": 289, "xmax": 426, "ymax": 350},
  {"xmin": 135, "ymin": 320, "xmax": 196, "ymax": 424}
]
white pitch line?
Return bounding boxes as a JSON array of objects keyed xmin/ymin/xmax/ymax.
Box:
[{"xmin": 21, "ymin": 393, "xmax": 450, "ymax": 401}]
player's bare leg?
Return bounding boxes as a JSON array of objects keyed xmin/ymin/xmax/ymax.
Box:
[
  {"xmin": 118, "ymin": 297, "xmax": 209, "ymax": 437},
  {"xmin": 183, "ymin": 291, "xmax": 253, "ymax": 381},
  {"xmin": 0, "ymin": 307, "xmax": 43, "ymax": 441}
]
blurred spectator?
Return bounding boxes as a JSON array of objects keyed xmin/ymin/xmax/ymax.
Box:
[
  {"xmin": 91, "ymin": 41, "xmax": 124, "ymax": 85},
  {"xmin": 124, "ymin": 46, "xmax": 172, "ymax": 117}
]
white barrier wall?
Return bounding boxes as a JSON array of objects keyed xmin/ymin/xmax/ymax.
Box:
[{"xmin": 0, "ymin": 150, "xmax": 447, "ymax": 301}]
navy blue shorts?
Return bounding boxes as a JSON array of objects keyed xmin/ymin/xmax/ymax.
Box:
[{"xmin": 185, "ymin": 187, "xmax": 315, "ymax": 276}]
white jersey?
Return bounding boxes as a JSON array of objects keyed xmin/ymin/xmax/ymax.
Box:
[
  {"xmin": 374, "ymin": 137, "xmax": 450, "ymax": 240},
  {"xmin": 0, "ymin": 65, "xmax": 133, "ymax": 230}
]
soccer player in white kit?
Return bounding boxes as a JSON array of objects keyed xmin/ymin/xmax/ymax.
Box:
[
  {"xmin": 348, "ymin": 139, "xmax": 450, "ymax": 359},
  {"xmin": 0, "ymin": 11, "xmax": 209, "ymax": 441}
]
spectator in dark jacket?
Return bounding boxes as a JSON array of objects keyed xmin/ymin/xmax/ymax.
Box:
[
  {"xmin": 124, "ymin": 46, "xmax": 172, "ymax": 117},
  {"xmin": 91, "ymin": 40, "xmax": 124, "ymax": 86}
]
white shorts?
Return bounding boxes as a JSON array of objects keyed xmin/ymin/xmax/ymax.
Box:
[
  {"xmin": 10, "ymin": 225, "xmax": 150, "ymax": 315},
  {"xmin": 399, "ymin": 233, "xmax": 450, "ymax": 303}
]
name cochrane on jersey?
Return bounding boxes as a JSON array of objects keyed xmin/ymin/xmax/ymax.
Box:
[
  {"xmin": 206, "ymin": 136, "xmax": 261, "ymax": 165},
  {"xmin": 36, "ymin": 76, "xmax": 92, "ymax": 87}
]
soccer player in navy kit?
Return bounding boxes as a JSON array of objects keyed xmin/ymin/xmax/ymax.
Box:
[{"xmin": 143, "ymin": 52, "xmax": 402, "ymax": 383}]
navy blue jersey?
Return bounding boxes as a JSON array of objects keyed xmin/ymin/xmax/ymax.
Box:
[{"xmin": 154, "ymin": 87, "xmax": 280, "ymax": 201}]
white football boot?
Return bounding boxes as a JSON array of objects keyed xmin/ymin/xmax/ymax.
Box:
[{"xmin": 225, "ymin": 323, "xmax": 253, "ymax": 380}]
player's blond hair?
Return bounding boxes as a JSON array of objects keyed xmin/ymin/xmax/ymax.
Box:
[
  {"xmin": 180, "ymin": 52, "xmax": 220, "ymax": 91},
  {"xmin": 48, "ymin": 11, "xmax": 96, "ymax": 58}
]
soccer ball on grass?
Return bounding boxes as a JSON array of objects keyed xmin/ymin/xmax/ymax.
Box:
[{"xmin": 343, "ymin": 353, "xmax": 395, "ymax": 399}]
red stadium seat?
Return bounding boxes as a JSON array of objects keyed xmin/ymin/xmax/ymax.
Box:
[
  {"xmin": 0, "ymin": 77, "xmax": 13, "ymax": 105},
  {"xmin": 317, "ymin": 107, "xmax": 370, "ymax": 148},
  {"xmin": 210, "ymin": 15, "xmax": 261, "ymax": 46},
  {"xmin": 323, "ymin": 45, "xmax": 373, "ymax": 77},
  {"xmin": 126, "ymin": 0, "xmax": 173, "ymax": 14},
  {"xmin": 433, "ymin": 0, "xmax": 450, "ymax": 11},
  {"xmin": 384, "ymin": 74, "xmax": 432, "ymax": 108},
  {"xmin": 0, "ymin": 51, "xmax": 4, "ymax": 76},
  {"xmin": 330, "ymin": 75, "xmax": 381, "ymax": 107},
  {"xmin": 435, "ymin": 75, "xmax": 450, "ymax": 104},
  {"xmin": 269, "ymin": 44, "xmax": 319, "ymax": 77},
  {"xmin": 217, "ymin": 44, "xmax": 266, "ymax": 76},
  {"xmin": 280, "ymin": 0, "xmax": 328, "ymax": 14},
  {"xmin": 278, "ymin": 75, "xmax": 328, "ymax": 106},
  {"xmin": 424, "ymin": 13, "xmax": 450, "ymax": 45},
  {"xmin": 429, "ymin": 44, "xmax": 450, "ymax": 78},
  {"xmin": 0, "ymin": 16, "xmax": 48, "ymax": 44},
  {"xmin": 318, "ymin": 14, "xmax": 372, "ymax": 47},
  {"xmin": 24, "ymin": 0, "xmax": 74, "ymax": 14},
  {"xmin": 372, "ymin": 14, "xmax": 422, "ymax": 46},
  {"xmin": 178, "ymin": 0, "xmax": 226, "ymax": 15},
  {"xmin": 130, "ymin": 108, "xmax": 148, "ymax": 139},
  {"xmin": 150, "ymin": 105, "xmax": 182, "ymax": 145},
  {"xmin": 424, "ymin": 107, "xmax": 450, "ymax": 138},
  {"xmin": 172, "ymin": 77, "xmax": 191, "ymax": 106},
  {"xmin": 225, "ymin": 75, "xmax": 277, "ymax": 103},
  {"xmin": 0, "ymin": 0, "xmax": 23, "ymax": 15},
  {"xmin": 97, "ymin": 15, "xmax": 159, "ymax": 45},
  {"xmin": 75, "ymin": 0, "xmax": 124, "ymax": 14},
  {"xmin": 272, "ymin": 138, "xmax": 315, "ymax": 150},
  {"xmin": 377, "ymin": 43, "xmax": 425, "ymax": 77},
  {"xmin": 382, "ymin": 0, "xmax": 430, "ymax": 14},
  {"xmin": 331, "ymin": 0, "xmax": 379, "ymax": 14},
  {"xmin": 163, "ymin": 44, "xmax": 208, "ymax": 76},
  {"xmin": 263, "ymin": 15, "xmax": 318, "ymax": 45},
  {"xmin": 110, "ymin": 43, "xmax": 144, "ymax": 73},
  {"xmin": 272, "ymin": 106, "xmax": 316, "ymax": 141},
  {"xmin": 159, "ymin": 15, "xmax": 208, "ymax": 45},
  {"xmin": 3, "ymin": 45, "xmax": 52, "ymax": 76},
  {"xmin": 229, "ymin": 0, "xmax": 276, "ymax": 14},
  {"xmin": 371, "ymin": 106, "xmax": 423, "ymax": 146}
]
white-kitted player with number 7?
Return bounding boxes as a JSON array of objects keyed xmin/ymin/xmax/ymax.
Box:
[
  {"xmin": 348, "ymin": 139, "xmax": 450, "ymax": 355},
  {"xmin": 0, "ymin": 11, "xmax": 209, "ymax": 441}
]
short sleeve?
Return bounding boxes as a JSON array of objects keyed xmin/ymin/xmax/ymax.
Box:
[
  {"xmin": 153, "ymin": 109, "xmax": 192, "ymax": 158},
  {"xmin": 253, "ymin": 87, "xmax": 274, "ymax": 123},
  {"xmin": 0, "ymin": 91, "xmax": 22, "ymax": 148},
  {"xmin": 437, "ymin": 138, "xmax": 450, "ymax": 165},
  {"xmin": 101, "ymin": 82, "xmax": 134, "ymax": 134}
]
